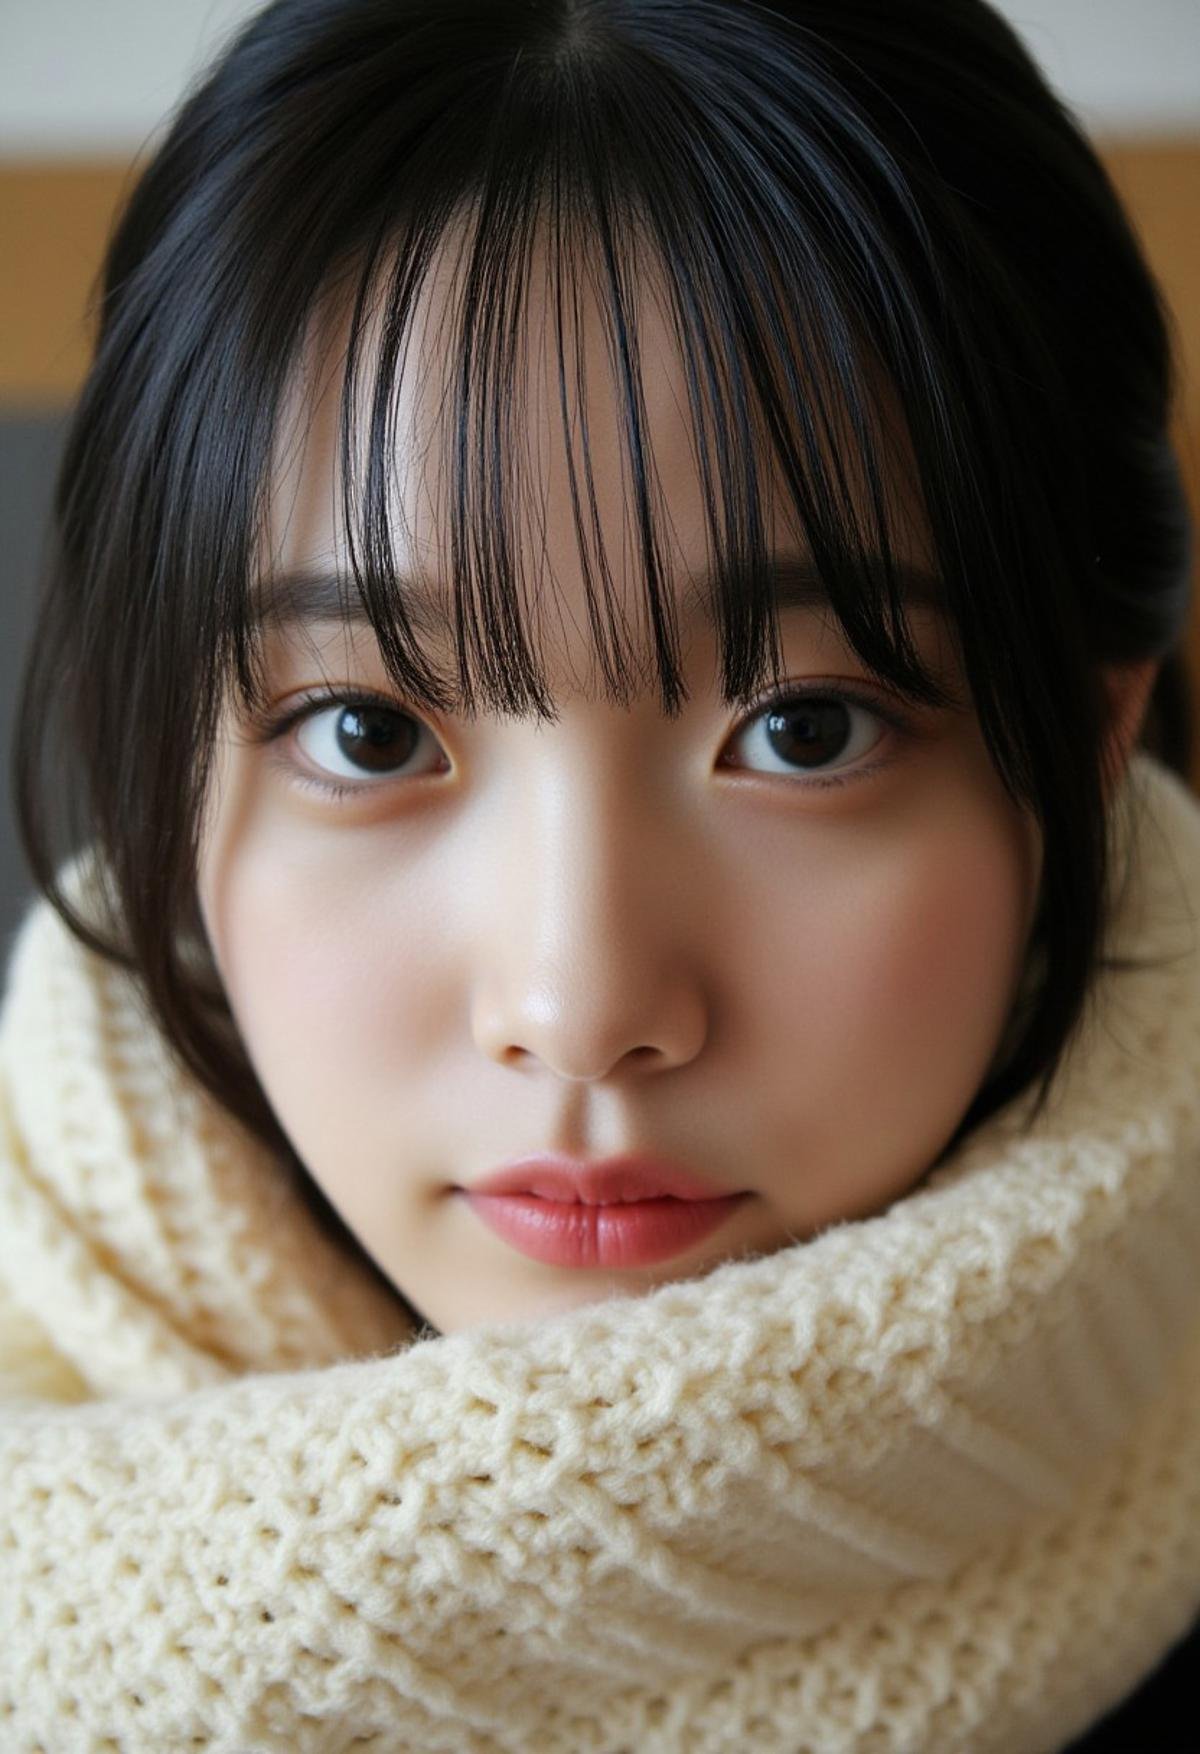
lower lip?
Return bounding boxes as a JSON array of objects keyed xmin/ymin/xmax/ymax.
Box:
[{"xmin": 461, "ymin": 1191, "xmax": 753, "ymax": 1268}]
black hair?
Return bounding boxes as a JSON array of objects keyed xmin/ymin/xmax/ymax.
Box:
[{"xmin": 13, "ymin": 0, "xmax": 1193, "ymax": 1318}]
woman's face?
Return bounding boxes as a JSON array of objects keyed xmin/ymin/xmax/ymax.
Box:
[{"xmin": 197, "ymin": 250, "xmax": 1044, "ymax": 1336}]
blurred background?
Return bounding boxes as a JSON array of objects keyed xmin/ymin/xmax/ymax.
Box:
[{"xmin": 1, "ymin": 0, "xmax": 1198, "ymax": 951}]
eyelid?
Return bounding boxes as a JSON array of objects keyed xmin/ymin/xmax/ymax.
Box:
[
  {"xmin": 245, "ymin": 685, "xmax": 423, "ymax": 745},
  {"xmin": 258, "ymin": 676, "xmax": 913, "ymax": 737},
  {"xmin": 733, "ymin": 677, "xmax": 914, "ymax": 734}
]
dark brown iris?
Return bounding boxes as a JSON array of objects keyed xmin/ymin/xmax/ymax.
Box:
[
  {"xmin": 335, "ymin": 706, "xmax": 418, "ymax": 774},
  {"xmin": 765, "ymin": 698, "xmax": 851, "ymax": 768}
]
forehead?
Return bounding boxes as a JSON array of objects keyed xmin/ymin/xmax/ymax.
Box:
[
  {"xmin": 251, "ymin": 556, "xmax": 948, "ymax": 645},
  {"xmin": 260, "ymin": 217, "xmax": 934, "ymax": 653}
]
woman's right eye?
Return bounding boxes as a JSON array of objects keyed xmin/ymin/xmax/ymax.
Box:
[{"xmin": 282, "ymin": 693, "xmax": 446, "ymax": 794}]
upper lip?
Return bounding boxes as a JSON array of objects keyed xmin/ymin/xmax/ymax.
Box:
[{"xmin": 463, "ymin": 1153, "xmax": 743, "ymax": 1204}]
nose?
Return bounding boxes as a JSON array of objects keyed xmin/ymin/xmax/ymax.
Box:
[{"xmin": 469, "ymin": 759, "xmax": 709, "ymax": 1082}]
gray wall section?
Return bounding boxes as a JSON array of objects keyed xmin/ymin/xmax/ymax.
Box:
[{"xmin": 0, "ymin": 412, "xmax": 67, "ymax": 964}]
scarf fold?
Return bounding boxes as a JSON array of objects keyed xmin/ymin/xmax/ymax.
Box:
[{"xmin": 1, "ymin": 750, "xmax": 1199, "ymax": 1754}]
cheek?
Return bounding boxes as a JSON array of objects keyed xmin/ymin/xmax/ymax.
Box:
[
  {"xmin": 198, "ymin": 812, "xmax": 444, "ymax": 1110},
  {"xmin": 759, "ymin": 796, "xmax": 1038, "ymax": 1106},
  {"xmin": 863, "ymin": 836, "xmax": 1028, "ymax": 1050},
  {"xmin": 232, "ymin": 892, "xmax": 378, "ymax": 1050}
]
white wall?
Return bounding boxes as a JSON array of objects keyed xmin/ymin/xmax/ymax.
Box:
[{"xmin": 0, "ymin": 0, "xmax": 1197, "ymax": 156}]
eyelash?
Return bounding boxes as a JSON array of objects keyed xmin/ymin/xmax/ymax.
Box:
[{"xmin": 246, "ymin": 682, "xmax": 917, "ymax": 803}]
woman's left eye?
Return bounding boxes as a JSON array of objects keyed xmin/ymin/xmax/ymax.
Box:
[{"xmin": 723, "ymin": 686, "xmax": 907, "ymax": 786}]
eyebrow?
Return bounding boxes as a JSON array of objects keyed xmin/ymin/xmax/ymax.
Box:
[{"xmin": 250, "ymin": 555, "xmax": 947, "ymax": 635}]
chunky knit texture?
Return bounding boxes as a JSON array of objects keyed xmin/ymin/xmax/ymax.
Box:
[{"xmin": 2, "ymin": 750, "xmax": 1200, "ymax": 1754}]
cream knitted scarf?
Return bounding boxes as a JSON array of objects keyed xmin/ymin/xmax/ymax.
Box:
[{"xmin": 2, "ymin": 750, "xmax": 1200, "ymax": 1754}]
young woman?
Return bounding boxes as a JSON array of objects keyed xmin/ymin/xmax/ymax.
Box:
[{"xmin": 1, "ymin": 0, "xmax": 1197, "ymax": 1747}]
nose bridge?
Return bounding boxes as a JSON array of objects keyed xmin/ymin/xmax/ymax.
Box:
[
  {"xmin": 524, "ymin": 747, "xmax": 638, "ymax": 957},
  {"xmin": 473, "ymin": 735, "xmax": 705, "ymax": 1079}
]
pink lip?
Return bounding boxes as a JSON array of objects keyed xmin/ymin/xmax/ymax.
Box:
[
  {"xmin": 458, "ymin": 1154, "xmax": 753, "ymax": 1269},
  {"xmin": 465, "ymin": 1152, "xmax": 741, "ymax": 1205}
]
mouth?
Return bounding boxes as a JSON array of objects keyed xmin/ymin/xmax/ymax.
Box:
[{"xmin": 458, "ymin": 1185, "xmax": 754, "ymax": 1269}]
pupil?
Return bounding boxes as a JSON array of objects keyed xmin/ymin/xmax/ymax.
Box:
[
  {"xmin": 336, "ymin": 706, "xmax": 415, "ymax": 772},
  {"xmin": 767, "ymin": 699, "xmax": 850, "ymax": 768}
]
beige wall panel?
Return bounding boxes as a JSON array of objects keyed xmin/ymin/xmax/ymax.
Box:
[{"xmin": 0, "ymin": 162, "xmax": 132, "ymax": 407}]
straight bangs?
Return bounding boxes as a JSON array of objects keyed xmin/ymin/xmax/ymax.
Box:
[
  {"xmin": 216, "ymin": 8, "xmax": 992, "ymax": 766},
  {"xmin": 238, "ymin": 182, "xmax": 964, "ymax": 732}
]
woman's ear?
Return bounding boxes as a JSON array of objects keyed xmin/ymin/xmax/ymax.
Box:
[{"xmin": 1100, "ymin": 657, "xmax": 1160, "ymax": 798}]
